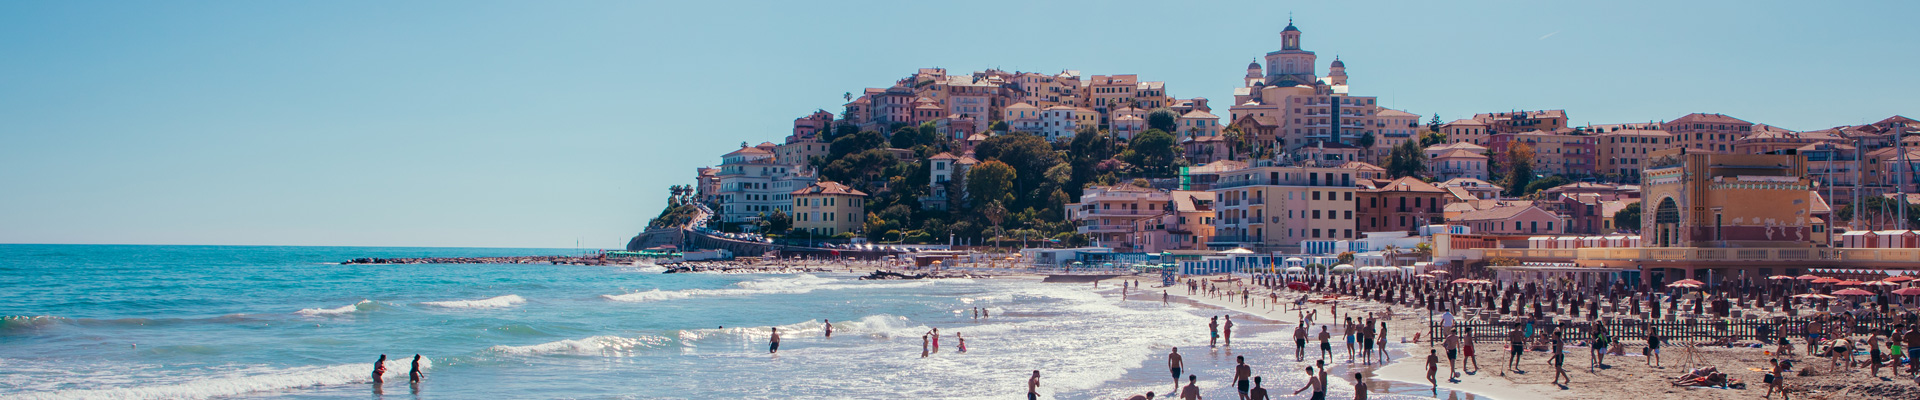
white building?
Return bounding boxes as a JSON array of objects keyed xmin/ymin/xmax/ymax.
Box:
[{"xmin": 713, "ymin": 142, "xmax": 816, "ymax": 224}]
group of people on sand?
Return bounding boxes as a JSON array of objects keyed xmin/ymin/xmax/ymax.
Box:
[
  {"xmin": 1145, "ymin": 347, "xmax": 1369, "ymax": 400},
  {"xmin": 369, "ymin": 354, "xmax": 425, "ymax": 391}
]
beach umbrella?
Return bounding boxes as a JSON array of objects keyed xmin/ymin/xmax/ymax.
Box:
[
  {"xmin": 1671, "ymin": 279, "xmax": 1705, "ymax": 286},
  {"xmin": 1430, "ymin": 270, "xmax": 1450, "ymax": 274},
  {"xmin": 1887, "ymin": 276, "xmax": 1917, "ymax": 283},
  {"xmin": 1791, "ymin": 293, "xmax": 1838, "ymax": 300},
  {"xmin": 1767, "ymin": 275, "xmax": 1797, "ymax": 280},
  {"xmin": 1832, "ymin": 288, "xmax": 1875, "ymax": 296},
  {"xmin": 1451, "ymin": 278, "xmax": 1477, "ymax": 284},
  {"xmin": 1667, "ymin": 282, "xmax": 1701, "ymax": 288},
  {"xmin": 1812, "ymin": 277, "xmax": 1842, "ymax": 284},
  {"xmin": 1472, "ymin": 279, "xmax": 1495, "ymax": 284},
  {"xmin": 1796, "ymin": 274, "xmax": 1823, "ymax": 280},
  {"xmin": 1837, "ymin": 280, "xmax": 1867, "ymax": 286},
  {"xmin": 1286, "ymin": 266, "xmax": 1307, "ymax": 273},
  {"xmin": 1863, "ymin": 280, "xmax": 1900, "ymax": 287},
  {"xmin": 1414, "ymin": 274, "xmax": 1435, "ymax": 278},
  {"xmin": 1892, "ymin": 287, "xmax": 1920, "ymax": 296}
]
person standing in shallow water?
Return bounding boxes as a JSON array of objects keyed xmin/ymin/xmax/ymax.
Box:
[
  {"xmin": 1210, "ymin": 316, "xmax": 1220, "ymax": 347},
  {"xmin": 408, "ymin": 354, "xmax": 423, "ymax": 383},
  {"xmin": 1167, "ymin": 347, "xmax": 1184, "ymax": 391},
  {"xmin": 824, "ymin": 319, "xmax": 832, "ymax": 338},
  {"xmin": 769, "ymin": 327, "xmax": 780, "ymax": 354},
  {"xmin": 1028, "ymin": 370, "xmax": 1041, "ymax": 400},
  {"xmin": 371, "ymin": 354, "xmax": 387, "ymax": 385},
  {"xmin": 1223, "ymin": 316, "xmax": 1235, "ymax": 347}
]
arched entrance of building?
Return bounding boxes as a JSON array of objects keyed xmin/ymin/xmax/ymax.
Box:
[{"xmin": 1654, "ymin": 197, "xmax": 1681, "ymax": 247}]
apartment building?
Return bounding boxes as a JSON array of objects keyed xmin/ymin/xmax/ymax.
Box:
[
  {"xmin": 1662, "ymin": 113, "xmax": 1753, "ymax": 153},
  {"xmin": 1228, "ymin": 21, "xmax": 1387, "ymax": 153},
  {"xmin": 1207, "ymin": 163, "xmax": 1362, "ymax": 251},
  {"xmin": 1355, "ymin": 177, "xmax": 1447, "ymax": 234},
  {"xmin": 713, "ymin": 142, "xmax": 816, "ymax": 224},
  {"xmin": 1594, "ymin": 128, "xmax": 1673, "ymax": 179},
  {"xmin": 791, "ymin": 181, "xmax": 867, "ymax": 236},
  {"xmin": 1066, "ymin": 185, "xmax": 1216, "ymax": 252}
]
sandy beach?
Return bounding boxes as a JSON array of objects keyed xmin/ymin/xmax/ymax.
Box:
[{"xmin": 1126, "ymin": 275, "xmax": 1920, "ymax": 400}]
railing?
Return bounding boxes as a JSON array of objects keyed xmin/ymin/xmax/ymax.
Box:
[
  {"xmin": 1572, "ymin": 247, "xmax": 1920, "ymax": 263},
  {"xmin": 1435, "ymin": 316, "xmax": 1903, "ymax": 344}
]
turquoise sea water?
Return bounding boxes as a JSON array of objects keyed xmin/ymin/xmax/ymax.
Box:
[{"xmin": 0, "ymin": 244, "xmax": 1460, "ymax": 399}]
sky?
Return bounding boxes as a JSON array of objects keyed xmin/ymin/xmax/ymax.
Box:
[{"xmin": 1, "ymin": 1, "xmax": 1915, "ymax": 249}]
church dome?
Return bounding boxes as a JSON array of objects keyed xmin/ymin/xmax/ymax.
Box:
[
  {"xmin": 1282, "ymin": 23, "xmax": 1299, "ymax": 33},
  {"xmin": 1247, "ymin": 61, "xmax": 1261, "ymax": 70},
  {"xmin": 1330, "ymin": 59, "xmax": 1344, "ymax": 68}
]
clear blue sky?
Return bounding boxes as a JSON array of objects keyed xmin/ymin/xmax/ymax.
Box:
[{"xmin": 1, "ymin": 1, "xmax": 1914, "ymax": 248}]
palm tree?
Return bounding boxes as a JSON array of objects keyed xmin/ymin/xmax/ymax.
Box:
[{"xmin": 1381, "ymin": 244, "xmax": 1400, "ymax": 267}]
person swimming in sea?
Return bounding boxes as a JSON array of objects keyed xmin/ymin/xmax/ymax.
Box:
[{"xmin": 957, "ymin": 332, "xmax": 967, "ymax": 353}]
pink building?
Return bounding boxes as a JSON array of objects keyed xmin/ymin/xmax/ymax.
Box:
[{"xmin": 1452, "ymin": 202, "xmax": 1565, "ymax": 235}]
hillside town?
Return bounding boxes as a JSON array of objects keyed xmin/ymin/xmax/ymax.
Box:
[{"xmin": 637, "ymin": 20, "xmax": 1920, "ymax": 284}]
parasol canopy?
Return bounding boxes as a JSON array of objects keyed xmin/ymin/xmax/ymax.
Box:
[
  {"xmin": 1671, "ymin": 279, "xmax": 1704, "ymax": 286},
  {"xmin": 1451, "ymin": 278, "xmax": 1476, "ymax": 284},
  {"xmin": 1892, "ymin": 287, "xmax": 1920, "ymax": 296},
  {"xmin": 1812, "ymin": 277, "xmax": 1842, "ymax": 284},
  {"xmin": 1429, "ymin": 270, "xmax": 1450, "ymax": 274},
  {"xmin": 1667, "ymin": 282, "xmax": 1701, "ymax": 288},
  {"xmin": 1836, "ymin": 280, "xmax": 1866, "ymax": 286},
  {"xmin": 1862, "ymin": 280, "xmax": 1901, "ymax": 287},
  {"xmin": 1832, "ymin": 288, "xmax": 1875, "ymax": 296},
  {"xmin": 1286, "ymin": 266, "xmax": 1307, "ymax": 273},
  {"xmin": 1414, "ymin": 274, "xmax": 1435, "ymax": 278},
  {"xmin": 1796, "ymin": 274, "xmax": 1823, "ymax": 280},
  {"xmin": 1791, "ymin": 293, "xmax": 1838, "ymax": 299},
  {"xmin": 1887, "ymin": 276, "xmax": 1917, "ymax": 283},
  {"xmin": 1767, "ymin": 275, "xmax": 1797, "ymax": 280}
]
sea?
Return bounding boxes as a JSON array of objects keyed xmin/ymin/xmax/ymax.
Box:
[{"xmin": 0, "ymin": 244, "xmax": 1474, "ymax": 399}]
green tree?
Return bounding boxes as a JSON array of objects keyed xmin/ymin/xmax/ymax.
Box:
[
  {"xmin": 1612, "ymin": 201, "xmax": 1642, "ymax": 233},
  {"xmin": 988, "ymin": 120, "xmax": 1009, "ymax": 133},
  {"xmin": 761, "ymin": 209, "xmax": 792, "ymax": 233},
  {"xmin": 1502, "ymin": 143, "xmax": 1536, "ymax": 197},
  {"xmin": 973, "ymin": 133, "xmax": 1060, "ymax": 209},
  {"xmin": 1386, "ymin": 139, "xmax": 1427, "ymax": 178},
  {"xmin": 1121, "ymin": 129, "xmax": 1180, "ymax": 177},
  {"xmin": 1838, "ymin": 196, "xmax": 1920, "ymax": 229},
  {"xmin": 966, "ymin": 160, "xmax": 1018, "ymax": 210},
  {"xmin": 830, "ymin": 130, "xmax": 885, "ymax": 160},
  {"xmin": 1065, "ymin": 125, "xmax": 1111, "ymax": 198},
  {"xmin": 1146, "ymin": 108, "xmax": 1180, "ymax": 133},
  {"xmin": 1522, "ymin": 175, "xmax": 1570, "ymax": 197},
  {"xmin": 1428, "ymin": 113, "xmax": 1443, "ymax": 133},
  {"xmin": 820, "ymin": 149, "xmax": 900, "ymax": 193}
]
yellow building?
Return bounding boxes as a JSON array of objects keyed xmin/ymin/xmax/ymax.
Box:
[
  {"xmin": 791, "ymin": 181, "xmax": 868, "ymax": 236},
  {"xmin": 1641, "ymin": 149, "xmax": 1812, "ymax": 248},
  {"xmin": 1207, "ymin": 163, "xmax": 1361, "ymax": 251}
]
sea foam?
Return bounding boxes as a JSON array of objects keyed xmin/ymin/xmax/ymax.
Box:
[
  {"xmin": 488, "ymin": 335, "xmax": 669, "ymax": 356},
  {"xmin": 14, "ymin": 358, "xmax": 430, "ymax": 400},
  {"xmin": 599, "ymin": 274, "xmax": 943, "ymax": 303},
  {"xmin": 293, "ymin": 300, "xmax": 375, "ymax": 316},
  {"xmin": 419, "ymin": 294, "xmax": 526, "ymax": 309}
]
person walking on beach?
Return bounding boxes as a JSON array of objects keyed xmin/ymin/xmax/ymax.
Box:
[
  {"xmin": 1223, "ymin": 316, "xmax": 1235, "ymax": 347},
  {"xmin": 1232, "ymin": 355, "xmax": 1252, "ymax": 400},
  {"xmin": 1293, "ymin": 322, "xmax": 1309, "ymax": 360},
  {"xmin": 769, "ymin": 327, "xmax": 781, "ymax": 354},
  {"xmin": 1163, "ymin": 290, "xmax": 1169, "ymax": 306},
  {"xmin": 1764, "ymin": 358, "xmax": 1788, "ymax": 399},
  {"xmin": 1180, "ymin": 374, "xmax": 1202, "ymax": 400},
  {"xmin": 1462, "ymin": 328, "xmax": 1479, "ymax": 372},
  {"xmin": 1248, "ymin": 376, "xmax": 1268, "ymax": 400},
  {"xmin": 1210, "ymin": 316, "xmax": 1221, "ymax": 347},
  {"xmin": 1442, "ymin": 332, "xmax": 1459, "ymax": 380},
  {"xmin": 1504, "ymin": 323, "xmax": 1525, "ymax": 374},
  {"xmin": 1292, "ymin": 366, "xmax": 1323, "ymax": 400},
  {"xmin": 1549, "ymin": 335, "xmax": 1569, "ymax": 386},
  {"xmin": 1645, "ymin": 330, "xmax": 1661, "ymax": 368},
  {"xmin": 1360, "ymin": 319, "xmax": 1375, "ymax": 365},
  {"xmin": 1376, "ymin": 320, "xmax": 1390, "ymax": 363},
  {"xmin": 1028, "ymin": 370, "xmax": 1041, "ymax": 400},
  {"xmin": 372, "ymin": 354, "xmax": 387, "ymax": 385},
  {"xmin": 408, "ymin": 354, "xmax": 423, "ymax": 383},
  {"xmin": 1343, "ymin": 317, "xmax": 1356, "ymax": 362},
  {"xmin": 1424, "ymin": 349, "xmax": 1438, "ymax": 390},
  {"xmin": 1318, "ymin": 326, "xmax": 1333, "ymax": 359},
  {"xmin": 1352, "ymin": 373, "xmax": 1368, "ymax": 400},
  {"xmin": 824, "ymin": 319, "xmax": 833, "ymax": 338},
  {"xmin": 1168, "ymin": 347, "xmax": 1185, "ymax": 391}
]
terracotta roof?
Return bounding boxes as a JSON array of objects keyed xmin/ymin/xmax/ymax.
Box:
[
  {"xmin": 1006, "ymin": 103, "xmax": 1039, "ymax": 110},
  {"xmin": 1180, "ymin": 110, "xmax": 1220, "ymax": 119},
  {"xmin": 725, "ymin": 146, "xmax": 773, "ymax": 156},
  {"xmin": 1445, "ymin": 119, "xmax": 1487, "ymax": 126},
  {"xmin": 1435, "ymin": 149, "xmax": 1488, "ymax": 159},
  {"xmin": 1376, "ymin": 109, "xmax": 1417, "ymax": 117},
  {"xmin": 1171, "ymin": 191, "xmax": 1215, "ymax": 212},
  {"xmin": 1456, "ymin": 203, "xmax": 1545, "ymax": 222},
  {"xmin": 1363, "ymin": 177, "xmax": 1446, "ymax": 193},
  {"xmin": 792, "ymin": 181, "xmax": 868, "ymax": 197},
  {"xmin": 1339, "ymin": 161, "xmax": 1386, "ymax": 171},
  {"xmin": 1669, "ymin": 113, "xmax": 1752, "ymax": 125},
  {"xmin": 930, "ymin": 152, "xmax": 959, "ymax": 160}
]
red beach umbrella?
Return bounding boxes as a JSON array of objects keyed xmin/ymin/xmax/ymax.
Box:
[
  {"xmin": 1451, "ymin": 278, "xmax": 1476, "ymax": 284},
  {"xmin": 1892, "ymin": 287, "xmax": 1920, "ymax": 296},
  {"xmin": 1832, "ymin": 288, "xmax": 1874, "ymax": 296},
  {"xmin": 1791, "ymin": 293, "xmax": 1838, "ymax": 299},
  {"xmin": 1671, "ymin": 279, "xmax": 1705, "ymax": 286},
  {"xmin": 1836, "ymin": 280, "xmax": 1867, "ymax": 286},
  {"xmin": 1767, "ymin": 275, "xmax": 1797, "ymax": 280},
  {"xmin": 1796, "ymin": 275, "xmax": 1823, "ymax": 280},
  {"xmin": 1812, "ymin": 277, "xmax": 1842, "ymax": 284},
  {"xmin": 1886, "ymin": 276, "xmax": 1917, "ymax": 283},
  {"xmin": 1862, "ymin": 281, "xmax": 1901, "ymax": 287}
]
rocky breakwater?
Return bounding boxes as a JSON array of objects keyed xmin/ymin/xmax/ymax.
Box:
[
  {"xmin": 858, "ymin": 270, "xmax": 980, "ymax": 280},
  {"xmin": 340, "ymin": 255, "xmax": 617, "ymax": 265}
]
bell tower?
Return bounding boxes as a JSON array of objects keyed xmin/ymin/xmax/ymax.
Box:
[{"xmin": 1263, "ymin": 18, "xmax": 1318, "ymax": 87}]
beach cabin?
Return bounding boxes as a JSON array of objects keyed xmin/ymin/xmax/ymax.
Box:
[
  {"xmin": 1875, "ymin": 230, "xmax": 1920, "ymax": 248},
  {"xmin": 1841, "ymin": 230, "xmax": 1875, "ymax": 248},
  {"xmin": 1554, "ymin": 236, "xmax": 1579, "ymax": 249}
]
